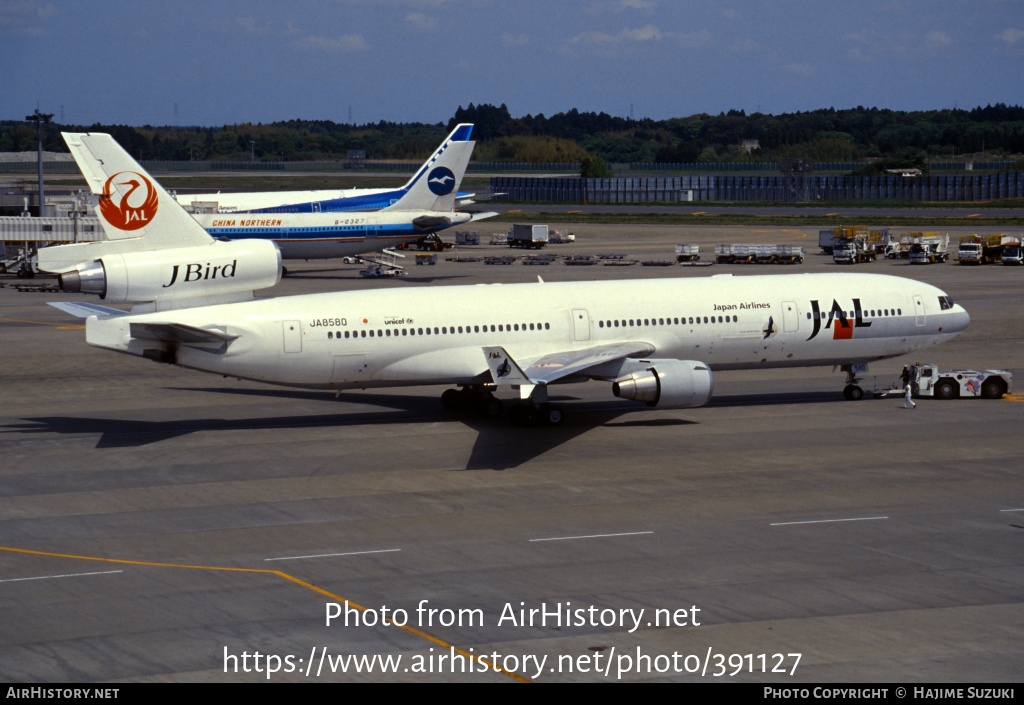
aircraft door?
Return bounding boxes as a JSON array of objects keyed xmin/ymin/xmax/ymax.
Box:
[
  {"xmin": 572, "ymin": 309, "xmax": 590, "ymax": 341},
  {"xmin": 283, "ymin": 320, "xmax": 302, "ymax": 353},
  {"xmin": 312, "ymin": 202, "xmax": 321, "ymax": 213},
  {"xmin": 781, "ymin": 301, "xmax": 799, "ymax": 333},
  {"xmin": 332, "ymin": 353, "xmax": 367, "ymax": 382},
  {"xmin": 913, "ymin": 295, "xmax": 925, "ymax": 326}
]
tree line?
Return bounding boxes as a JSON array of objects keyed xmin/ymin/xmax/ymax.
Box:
[{"xmin": 2, "ymin": 103, "xmax": 1023, "ymax": 168}]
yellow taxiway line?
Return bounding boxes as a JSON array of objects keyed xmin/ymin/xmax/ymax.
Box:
[
  {"xmin": 0, "ymin": 545, "xmax": 531, "ymax": 683},
  {"xmin": 0, "ymin": 316, "xmax": 84, "ymax": 330}
]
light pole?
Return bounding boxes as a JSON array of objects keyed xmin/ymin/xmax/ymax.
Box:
[{"xmin": 25, "ymin": 109, "xmax": 53, "ymax": 216}]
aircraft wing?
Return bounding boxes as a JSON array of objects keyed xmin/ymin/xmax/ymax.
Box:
[
  {"xmin": 48, "ymin": 301, "xmax": 128, "ymax": 319},
  {"xmin": 483, "ymin": 342, "xmax": 655, "ymax": 387}
]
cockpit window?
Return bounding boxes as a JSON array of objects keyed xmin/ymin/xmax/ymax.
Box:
[{"xmin": 938, "ymin": 295, "xmax": 954, "ymax": 311}]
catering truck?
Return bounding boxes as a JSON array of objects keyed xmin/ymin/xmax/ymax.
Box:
[
  {"xmin": 908, "ymin": 234, "xmax": 949, "ymax": 264},
  {"xmin": 956, "ymin": 234, "xmax": 1007, "ymax": 265}
]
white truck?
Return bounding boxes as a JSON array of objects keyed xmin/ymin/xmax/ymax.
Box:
[
  {"xmin": 866, "ymin": 228, "xmax": 895, "ymax": 255},
  {"xmin": 819, "ymin": 229, "xmax": 836, "ymax": 254},
  {"xmin": 833, "ymin": 237, "xmax": 876, "ymax": 264},
  {"xmin": 1000, "ymin": 237, "xmax": 1023, "ymax": 265},
  {"xmin": 866, "ymin": 363, "xmax": 1012, "ymax": 400},
  {"xmin": 509, "ymin": 224, "xmax": 549, "ymax": 249},
  {"xmin": 908, "ymin": 234, "xmax": 949, "ymax": 264},
  {"xmin": 884, "ymin": 237, "xmax": 909, "ymax": 259},
  {"xmin": 956, "ymin": 234, "xmax": 1007, "ymax": 265}
]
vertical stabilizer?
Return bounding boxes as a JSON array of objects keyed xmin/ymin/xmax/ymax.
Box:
[
  {"xmin": 385, "ymin": 124, "xmax": 475, "ymax": 211},
  {"xmin": 61, "ymin": 132, "xmax": 213, "ymax": 248}
]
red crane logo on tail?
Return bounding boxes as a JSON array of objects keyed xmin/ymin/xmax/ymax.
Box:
[{"xmin": 99, "ymin": 171, "xmax": 158, "ymax": 231}]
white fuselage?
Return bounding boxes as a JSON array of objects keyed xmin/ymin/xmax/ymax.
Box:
[
  {"xmin": 174, "ymin": 187, "xmax": 406, "ymax": 215},
  {"xmin": 83, "ymin": 270, "xmax": 970, "ymax": 393},
  {"xmin": 85, "ymin": 272, "xmax": 969, "ymax": 391},
  {"xmin": 191, "ymin": 209, "xmax": 471, "ymax": 259}
]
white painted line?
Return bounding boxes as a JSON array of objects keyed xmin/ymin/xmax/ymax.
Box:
[
  {"xmin": 999, "ymin": 508, "xmax": 1024, "ymax": 512},
  {"xmin": 0, "ymin": 570, "xmax": 123, "ymax": 583},
  {"xmin": 265, "ymin": 549, "xmax": 401, "ymax": 562},
  {"xmin": 770, "ymin": 516, "xmax": 889, "ymax": 526},
  {"xmin": 530, "ymin": 531, "xmax": 654, "ymax": 542}
]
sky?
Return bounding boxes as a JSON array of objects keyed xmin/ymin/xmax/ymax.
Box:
[{"xmin": 2, "ymin": 0, "xmax": 1023, "ymax": 127}]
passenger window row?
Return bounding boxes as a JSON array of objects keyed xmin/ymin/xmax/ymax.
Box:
[
  {"xmin": 598, "ymin": 315, "xmax": 739, "ymax": 329},
  {"xmin": 327, "ymin": 322, "xmax": 552, "ymax": 340},
  {"xmin": 807, "ymin": 307, "xmax": 902, "ymax": 320}
]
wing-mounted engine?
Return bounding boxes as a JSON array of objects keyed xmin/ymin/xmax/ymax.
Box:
[
  {"xmin": 612, "ymin": 359, "xmax": 714, "ymax": 408},
  {"xmin": 58, "ymin": 239, "xmax": 281, "ymax": 312}
]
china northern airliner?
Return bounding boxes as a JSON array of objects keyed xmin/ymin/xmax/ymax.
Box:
[{"xmin": 169, "ymin": 124, "xmax": 478, "ymax": 214}]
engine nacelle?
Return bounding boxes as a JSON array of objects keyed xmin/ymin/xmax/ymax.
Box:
[
  {"xmin": 612, "ymin": 359, "xmax": 714, "ymax": 409},
  {"xmin": 58, "ymin": 239, "xmax": 281, "ymax": 305}
]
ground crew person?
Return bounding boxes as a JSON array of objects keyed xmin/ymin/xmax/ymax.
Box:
[{"xmin": 904, "ymin": 380, "xmax": 916, "ymax": 409}]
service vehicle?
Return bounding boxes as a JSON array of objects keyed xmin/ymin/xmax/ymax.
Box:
[
  {"xmin": 956, "ymin": 234, "xmax": 1007, "ymax": 265},
  {"xmin": 909, "ymin": 234, "xmax": 949, "ymax": 264},
  {"xmin": 675, "ymin": 244, "xmax": 700, "ymax": 262},
  {"xmin": 862, "ymin": 363, "xmax": 1012, "ymax": 400},
  {"xmin": 833, "ymin": 237, "xmax": 876, "ymax": 264},
  {"xmin": 818, "ymin": 229, "xmax": 836, "ymax": 254},
  {"xmin": 509, "ymin": 224, "xmax": 549, "ymax": 249},
  {"xmin": 1001, "ymin": 237, "xmax": 1023, "ymax": 265},
  {"xmin": 775, "ymin": 245, "xmax": 804, "ymax": 264}
]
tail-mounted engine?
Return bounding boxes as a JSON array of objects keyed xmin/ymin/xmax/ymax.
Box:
[
  {"xmin": 612, "ymin": 359, "xmax": 714, "ymax": 409},
  {"xmin": 58, "ymin": 240, "xmax": 281, "ymax": 309}
]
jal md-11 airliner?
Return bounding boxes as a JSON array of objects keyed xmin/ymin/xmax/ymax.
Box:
[{"xmin": 48, "ymin": 136, "xmax": 972, "ymax": 427}]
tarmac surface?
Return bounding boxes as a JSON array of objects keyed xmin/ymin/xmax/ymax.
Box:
[{"xmin": 1, "ymin": 222, "xmax": 1022, "ymax": 683}]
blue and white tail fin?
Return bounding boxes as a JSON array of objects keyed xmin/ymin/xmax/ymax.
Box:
[
  {"xmin": 385, "ymin": 124, "xmax": 475, "ymax": 212},
  {"xmin": 38, "ymin": 133, "xmax": 215, "ymax": 273}
]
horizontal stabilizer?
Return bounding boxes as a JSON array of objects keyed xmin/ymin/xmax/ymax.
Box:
[
  {"xmin": 48, "ymin": 301, "xmax": 127, "ymax": 319},
  {"xmin": 129, "ymin": 322, "xmax": 237, "ymax": 347},
  {"xmin": 468, "ymin": 211, "xmax": 499, "ymax": 223}
]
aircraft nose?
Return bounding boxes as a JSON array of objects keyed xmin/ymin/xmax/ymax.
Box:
[{"xmin": 951, "ymin": 305, "xmax": 970, "ymax": 333}]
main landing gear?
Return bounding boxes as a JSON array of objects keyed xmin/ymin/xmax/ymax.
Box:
[
  {"xmin": 508, "ymin": 402, "xmax": 564, "ymax": 427},
  {"xmin": 441, "ymin": 385, "xmax": 503, "ymax": 418},
  {"xmin": 440, "ymin": 385, "xmax": 564, "ymax": 427}
]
